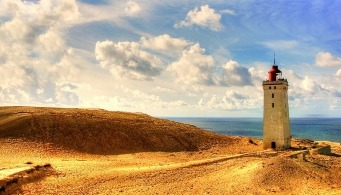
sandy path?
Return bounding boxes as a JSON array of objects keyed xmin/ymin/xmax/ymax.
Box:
[
  {"xmin": 86, "ymin": 156, "xmax": 264, "ymax": 194},
  {"xmin": 113, "ymin": 150, "xmax": 278, "ymax": 172}
]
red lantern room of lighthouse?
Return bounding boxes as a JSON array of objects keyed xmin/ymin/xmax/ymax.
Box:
[{"xmin": 267, "ymin": 60, "xmax": 282, "ymax": 81}]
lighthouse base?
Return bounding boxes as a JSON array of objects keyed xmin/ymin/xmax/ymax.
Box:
[{"xmin": 263, "ymin": 138, "xmax": 291, "ymax": 150}]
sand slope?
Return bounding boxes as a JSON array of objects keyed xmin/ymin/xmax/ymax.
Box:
[{"xmin": 0, "ymin": 106, "xmax": 237, "ymax": 154}]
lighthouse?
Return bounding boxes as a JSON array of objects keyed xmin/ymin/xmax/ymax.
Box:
[{"xmin": 262, "ymin": 58, "xmax": 291, "ymax": 150}]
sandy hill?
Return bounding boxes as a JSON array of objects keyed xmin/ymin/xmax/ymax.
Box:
[{"xmin": 0, "ymin": 106, "xmax": 237, "ymax": 154}]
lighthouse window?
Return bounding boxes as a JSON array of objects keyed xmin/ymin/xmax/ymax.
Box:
[
  {"xmin": 269, "ymin": 86, "xmax": 271, "ymax": 89},
  {"xmin": 274, "ymin": 86, "xmax": 276, "ymax": 89},
  {"xmin": 272, "ymin": 93, "xmax": 274, "ymax": 98},
  {"xmin": 272, "ymin": 103, "xmax": 274, "ymax": 108}
]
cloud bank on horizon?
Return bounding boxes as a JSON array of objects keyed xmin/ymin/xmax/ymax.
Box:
[{"xmin": 0, "ymin": 0, "xmax": 340, "ymax": 117}]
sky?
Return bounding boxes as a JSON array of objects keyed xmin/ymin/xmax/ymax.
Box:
[{"xmin": 0, "ymin": 0, "xmax": 340, "ymax": 117}]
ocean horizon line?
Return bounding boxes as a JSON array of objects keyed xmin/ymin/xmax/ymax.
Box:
[
  {"xmin": 163, "ymin": 117, "xmax": 341, "ymax": 143},
  {"xmin": 162, "ymin": 116, "xmax": 341, "ymax": 119}
]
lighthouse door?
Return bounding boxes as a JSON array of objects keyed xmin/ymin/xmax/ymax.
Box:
[{"xmin": 271, "ymin": 142, "xmax": 276, "ymax": 149}]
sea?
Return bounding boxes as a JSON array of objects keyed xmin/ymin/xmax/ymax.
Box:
[{"xmin": 164, "ymin": 117, "xmax": 341, "ymax": 143}]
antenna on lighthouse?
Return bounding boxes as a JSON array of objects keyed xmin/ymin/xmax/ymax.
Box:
[{"xmin": 274, "ymin": 52, "xmax": 276, "ymax": 65}]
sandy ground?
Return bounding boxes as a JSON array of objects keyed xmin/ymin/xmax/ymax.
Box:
[{"xmin": 1, "ymin": 138, "xmax": 340, "ymax": 195}]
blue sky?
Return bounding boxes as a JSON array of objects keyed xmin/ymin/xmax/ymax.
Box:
[{"xmin": 0, "ymin": 0, "xmax": 340, "ymax": 117}]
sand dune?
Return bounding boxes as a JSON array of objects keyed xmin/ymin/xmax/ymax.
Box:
[{"xmin": 0, "ymin": 106, "xmax": 238, "ymax": 154}]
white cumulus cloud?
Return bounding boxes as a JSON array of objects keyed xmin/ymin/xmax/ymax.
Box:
[
  {"xmin": 175, "ymin": 5, "xmax": 223, "ymax": 31},
  {"xmin": 316, "ymin": 52, "xmax": 341, "ymax": 68},
  {"xmin": 125, "ymin": 0, "xmax": 141, "ymax": 17},
  {"xmin": 140, "ymin": 34, "xmax": 192, "ymax": 57},
  {"xmin": 167, "ymin": 43, "xmax": 216, "ymax": 87},
  {"xmin": 220, "ymin": 60, "xmax": 252, "ymax": 86},
  {"xmin": 301, "ymin": 76, "xmax": 320, "ymax": 94},
  {"xmin": 95, "ymin": 40, "xmax": 163, "ymax": 81}
]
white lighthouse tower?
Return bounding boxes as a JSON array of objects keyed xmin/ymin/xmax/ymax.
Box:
[{"xmin": 262, "ymin": 58, "xmax": 291, "ymax": 150}]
